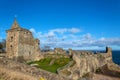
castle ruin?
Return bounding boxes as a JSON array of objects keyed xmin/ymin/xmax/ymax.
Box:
[
  {"xmin": 6, "ymin": 19, "xmax": 41, "ymax": 60},
  {"xmin": 0, "ymin": 19, "xmax": 119, "ymax": 80}
]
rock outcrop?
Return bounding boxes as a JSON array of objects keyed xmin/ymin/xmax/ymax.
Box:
[{"xmin": 0, "ymin": 58, "xmax": 69, "ymax": 80}]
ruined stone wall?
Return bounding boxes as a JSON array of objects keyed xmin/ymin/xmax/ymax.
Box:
[
  {"xmin": 34, "ymin": 39, "xmax": 42, "ymax": 60},
  {"xmin": 54, "ymin": 48, "xmax": 66, "ymax": 54},
  {"xmin": 17, "ymin": 29, "xmax": 41, "ymax": 60},
  {"xmin": 105, "ymin": 47, "xmax": 112, "ymax": 63},
  {"xmin": 6, "ymin": 29, "xmax": 36, "ymax": 60},
  {"xmin": 18, "ymin": 44, "xmax": 35, "ymax": 60},
  {"xmin": 0, "ymin": 52, "xmax": 6, "ymax": 58},
  {"xmin": 6, "ymin": 20, "xmax": 42, "ymax": 60},
  {"xmin": 58, "ymin": 51, "xmax": 107, "ymax": 79},
  {"xmin": 18, "ymin": 30, "xmax": 35, "ymax": 60},
  {"xmin": 6, "ymin": 30, "xmax": 20, "ymax": 58},
  {"xmin": 58, "ymin": 47, "xmax": 113, "ymax": 80},
  {"xmin": 19, "ymin": 30, "xmax": 35, "ymax": 46}
]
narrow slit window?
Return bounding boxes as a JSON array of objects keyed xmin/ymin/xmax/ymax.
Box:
[
  {"xmin": 10, "ymin": 36, "xmax": 13, "ymax": 42},
  {"xmin": 29, "ymin": 52, "xmax": 31, "ymax": 55},
  {"xmin": 10, "ymin": 45, "xmax": 12, "ymax": 50}
]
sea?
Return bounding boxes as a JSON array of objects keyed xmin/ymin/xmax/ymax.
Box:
[
  {"xmin": 94, "ymin": 50, "xmax": 120, "ymax": 65},
  {"xmin": 112, "ymin": 51, "xmax": 120, "ymax": 65}
]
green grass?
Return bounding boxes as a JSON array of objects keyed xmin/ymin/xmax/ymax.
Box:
[{"xmin": 27, "ymin": 57, "xmax": 72, "ymax": 73}]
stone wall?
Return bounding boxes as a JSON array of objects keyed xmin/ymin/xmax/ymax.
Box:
[
  {"xmin": 6, "ymin": 20, "xmax": 42, "ymax": 60},
  {"xmin": 0, "ymin": 52, "xmax": 5, "ymax": 58},
  {"xmin": 57, "ymin": 47, "xmax": 113, "ymax": 80},
  {"xmin": 18, "ymin": 29, "xmax": 41, "ymax": 60},
  {"xmin": 6, "ymin": 30, "xmax": 19, "ymax": 58},
  {"xmin": 54, "ymin": 48, "xmax": 66, "ymax": 54}
]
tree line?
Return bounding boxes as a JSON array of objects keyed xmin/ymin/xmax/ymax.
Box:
[{"xmin": 0, "ymin": 39, "xmax": 6, "ymax": 52}]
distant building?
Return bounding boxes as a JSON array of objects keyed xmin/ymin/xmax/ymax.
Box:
[
  {"xmin": 54, "ymin": 48, "xmax": 66, "ymax": 54},
  {"xmin": 6, "ymin": 19, "xmax": 41, "ymax": 60}
]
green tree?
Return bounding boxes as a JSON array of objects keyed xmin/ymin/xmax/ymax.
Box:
[
  {"xmin": 0, "ymin": 39, "xmax": 6, "ymax": 52},
  {"xmin": 0, "ymin": 43, "xmax": 2, "ymax": 49}
]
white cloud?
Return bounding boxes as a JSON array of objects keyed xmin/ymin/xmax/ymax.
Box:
[
  {"xmin": 81, "ymin": 33, "xmax": 92, "ymax": 40},
  {"xmin": 29, "ymin": 27, "xmax": 81, "ymax": 39},
  {"xmin": 29, "ymin": 28, "xmax": 120, "ymax": 50},
  {"xmin": 47, "ymin": 31, "xmax": 55, "ymax": 37},
  {"xmin": 69, "ymin": 28, "xmax": 81, "ymax": 33},
  {"xmin": 30, "ymin": 28, "xmax": 36, "ymax": 33},
  {"xmin": 48, "ymin": 28, "xmax": 81, "ymax": 35},
  {"xmin": 50, "ymin": 28, "xmax": 67, "ymax": 34}
]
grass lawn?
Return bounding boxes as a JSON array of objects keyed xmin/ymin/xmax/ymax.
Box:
[{"xmin": 27, "ymin": 57, "xmax": 72, "ymax": 73}]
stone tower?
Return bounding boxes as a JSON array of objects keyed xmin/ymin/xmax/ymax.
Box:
[{"xmin": 6, "ymin": 19, "xmax": 41, "ymax": 60}]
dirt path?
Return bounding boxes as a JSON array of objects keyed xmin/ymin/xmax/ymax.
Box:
[{"xmin": 93, "ymin": 74, "xmax": 120, "ymax": 80}]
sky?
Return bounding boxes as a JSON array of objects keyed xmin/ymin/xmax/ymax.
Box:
[{"xmin": 0, "ymin": 0, "xmax": 120, "ymax": 50}]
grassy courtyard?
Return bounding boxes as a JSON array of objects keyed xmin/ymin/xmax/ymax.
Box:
[{"xmin": 27, "ymin": 57, "xmax": 72, "ymax": 73}]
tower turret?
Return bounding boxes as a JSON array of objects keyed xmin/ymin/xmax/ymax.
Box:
[{"xmin": 11, "ymin": 19, "xmax": 20, "ymax": 29}]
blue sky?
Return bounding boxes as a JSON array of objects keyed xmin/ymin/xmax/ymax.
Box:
[{"xmin": 0, "ymin": 0, "xmax": 120, "ymax": 50}]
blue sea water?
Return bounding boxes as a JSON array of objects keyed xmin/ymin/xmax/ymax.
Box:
[
  {"xmin": 94, "ymin": 50, "xmax": 120, "ymax": 65},
  {"xmin": 112, "ymin": 51, "xmax": 120, "ymax": 65}
]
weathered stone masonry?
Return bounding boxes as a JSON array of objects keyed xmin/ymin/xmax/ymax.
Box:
[{"xmin": 6, "ymin": 19, "xmax": 41, "ymax": 60}]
